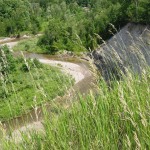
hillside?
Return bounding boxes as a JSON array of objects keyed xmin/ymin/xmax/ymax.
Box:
[
  {"xmin": 93, "ymin": 23, "xmax": 150, "ymax": 80},
  {"xmin": 0, "ymin": 0, "xmax": 150, "ymax": 149}
]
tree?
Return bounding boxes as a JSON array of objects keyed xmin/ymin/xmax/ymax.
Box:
[{"xmin": 0, "ymin": 0, "xmax": 30, "ymax": 36}]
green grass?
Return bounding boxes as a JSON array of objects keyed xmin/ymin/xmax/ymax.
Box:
[
  {"xmin": 0, "ymin": 58, "xmax": 73, "ymax": 121},
  {"xmin": 13, "ymin": 36, "xmax": 86, "ymax": 55},
  {"xmin": 13, "ymin": 37, "xmax": 45, "ymax": 53},
  {"xmin": 0, "ymin": 37, "xmax": 6, "ymax": 40},
  {"xmin": 37, "ymin": 72, "xmax": 150, "ymax": 149},
  {"xmin": 1, "ymin": 28, "xmax": 150, "ymax": 149},
  {"xmin": 1, "ymin": 70, "xmax": 150, "ymax": 149}
]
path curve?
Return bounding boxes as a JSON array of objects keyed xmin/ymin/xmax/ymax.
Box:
[
  {"xmin": 1, "ymin": 40, "xmax": 90, "ymax": 84},
  {"xmin": 0, "ymin": 38, "xmax": 94, "ymax": 144}
]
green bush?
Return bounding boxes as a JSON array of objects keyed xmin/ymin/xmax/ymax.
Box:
[{"xmin": 0, "ymin": 48, "xmax": 73, "ymax": 121}]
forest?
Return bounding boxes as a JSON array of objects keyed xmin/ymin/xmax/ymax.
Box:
[{"xmin": 0, "ymin": 0, "xmax": 149, "ymax": 53}]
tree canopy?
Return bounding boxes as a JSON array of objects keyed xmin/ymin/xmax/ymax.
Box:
[{"xmin": 0, "ymin": 0, "xmax": 149, "ymax": 53}]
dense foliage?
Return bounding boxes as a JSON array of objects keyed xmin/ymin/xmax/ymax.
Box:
[
  {"xmin": 0, "ymin": 0, "xmax": 149, "ymax": 53},
  {"xmin": 0, "ymin": 46, "xmax": 73, "ymax": 121},
  {"xmin": 0, "ymin": 0, "xmax": 41, "ymax": 36}
]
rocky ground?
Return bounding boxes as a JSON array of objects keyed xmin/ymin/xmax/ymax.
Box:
[{"xmin": 92, "ymin": 23, "xmax": 150, "ymax": 80}]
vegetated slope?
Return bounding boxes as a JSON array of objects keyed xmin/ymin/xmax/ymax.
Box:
[
  {"xmin": 92, "ymin": 23, "xmax": 150, "ymax": 80},
  {"xmin": 1, "ymin": 0, "xmax": 149, "ymax": 54},
  {"xmin": 2, "ymin": 60, "xmax": 150, "ymax": 149},
  {"xmin": 0, "ymin": 46, "xmax": 73, "ymax": 121},
  {"xmin": 2, "ymin": 25, "xmax": 149, "ymax": 149},
  {"xmin": 12, "ymin": 37, "xmax": 43, "ymax": 53}
]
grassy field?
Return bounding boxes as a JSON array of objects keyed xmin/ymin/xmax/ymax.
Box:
[
  {"xmin": 13, "ymin": 37, "xmax": 45, "ymax": 53},
  {"xmin": 1, "ymin": 69, "xmax": 150, "ymax": 149},
  {"xmin": 0, "ymin": 54, "xmax": 73, "ymax": 121},
  {"xmin": 13, "ymin": 36, "xmax": 86, "ymax": 55}
]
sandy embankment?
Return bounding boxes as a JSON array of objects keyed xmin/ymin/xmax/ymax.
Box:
[{"xmin": 39, "ymin": 59, "xmax": 85, "ymax": 83}]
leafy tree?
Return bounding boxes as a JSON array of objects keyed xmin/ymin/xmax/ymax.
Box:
[
  {"xmin": 127, "ymin": 0, "xmax": 150, "ymax": 23},
  {"xmin": 0, "ymin": 0, "xmax": 149, "ymax": 53},
  {"xmin": 0, "ymin": 0, "xmax": 31, "ymax": 36}
]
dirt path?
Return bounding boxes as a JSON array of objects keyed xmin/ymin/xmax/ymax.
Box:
[
  {"xmin": 1, "ymin": 40, "xmax": 90, "ymax": 84},
  {"xmin": 39, "ymin": 59, "xmax": 86, "ymax": 84},
  {"xmin": 0, "ymin": 38, "xmax": 94, "ymax": 144}
]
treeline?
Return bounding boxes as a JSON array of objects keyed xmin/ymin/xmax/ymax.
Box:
[
  {"xmin": 0, "ymin": 0, "xmax": 149, "ymax": 53},
  {"xmin": 0, "ymin": 0, "xmax": 42, "ymax": 36},
  {"xmin": 38, "ymin": 0, "xmax": 150, "ymax": 53}
]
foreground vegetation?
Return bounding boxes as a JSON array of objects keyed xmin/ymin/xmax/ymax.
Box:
[
  {"xmin": 1, "ymin": 69, "xmax": 150, "ymax": 149},
  {"xmin": 0, "ymin": 0, "xmax": 150, "ymax": 149},
  {"xmin": 0, "ymin": 46, "xmax": 73, "ymax": 121}
]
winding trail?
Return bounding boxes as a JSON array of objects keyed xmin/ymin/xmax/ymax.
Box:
[
  {"xmin": 0, "ymin": 39, "xmax": 90, "ymax": 84},
  {"xmin": 0, "ymin": 37, "xmax": 94, "ymax": 143}
]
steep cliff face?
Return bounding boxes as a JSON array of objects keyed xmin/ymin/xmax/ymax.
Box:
[{"xmin": 92, "ymin": 23, "xmax": 150, "ymax": 80}]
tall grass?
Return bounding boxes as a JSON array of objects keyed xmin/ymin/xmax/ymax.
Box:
[
  {"xmin": 1, "ymin": 24, "xmax": 150, "ymax": 149},
  {"xmin": 1, "ymin": 70, "xmax": 150, "ymax": 149}
]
